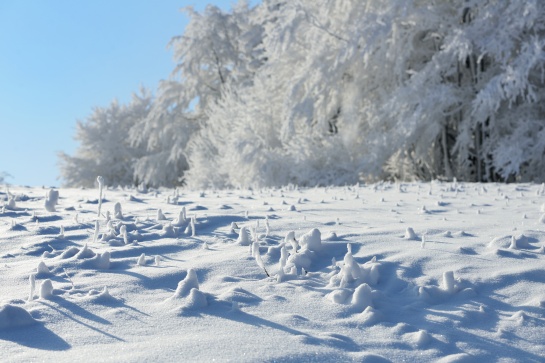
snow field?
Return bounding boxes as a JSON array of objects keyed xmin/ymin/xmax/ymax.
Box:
[{"xmin": 1, "ymin": 181, "xmax": 545, "ymax": 362}]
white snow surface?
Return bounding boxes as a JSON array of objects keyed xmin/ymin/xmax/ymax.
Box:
[{"xmin": 1, "ymin": 182, "xmax": 545, "ymax": 362}]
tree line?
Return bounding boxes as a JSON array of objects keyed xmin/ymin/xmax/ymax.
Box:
[{"xmin": 59, "ymin": 0, "xmax": 545, "ymax": 188}]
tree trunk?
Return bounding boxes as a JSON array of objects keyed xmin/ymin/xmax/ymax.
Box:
[{"xmin": 442, "ymin": 121, "xmax": 453, "ymax": 180}]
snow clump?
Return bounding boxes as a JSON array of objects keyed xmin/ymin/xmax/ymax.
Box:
[
  {"xmin": 114, "ymin": 202, "xmax": 123, "ymax": 219},
  {"xmin": 237, "ymin": 226, "xmax": 251, "ymax": 246},
  {"xmin": 404, "ymin": 227, "xmax": 417, "ymax": 240},
  {"xmin": 298, "ymin": 228, "xmax": 322, "ymax": 252},
  {"xmin": 172, "ymin": 269, "xmax": 200, "ymax": 299},
  {"xmin": 44, "ymin": 189, "xmax": 59, "ymax": 212},
  {"xmin": 40, "ymin": 279, "xmax": 54, "ymax": 299}
]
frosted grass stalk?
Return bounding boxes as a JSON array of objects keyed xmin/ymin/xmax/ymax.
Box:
[{"xmin": 97, "ymin": 176, "xmax": 104, "ymax": 218}]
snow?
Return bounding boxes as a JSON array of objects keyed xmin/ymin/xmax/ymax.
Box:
[
  {"xmin": 1, "ymin": 181, "xmax": 545, "ymax": 361},
  {"xmin": 0, "ymin": 304, "xmax": 37, "ymax": 330}
]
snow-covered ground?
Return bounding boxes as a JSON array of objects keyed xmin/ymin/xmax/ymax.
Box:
[{"xmin": 1, "ymin": 182, "xmax": 545, "ymax": 362}]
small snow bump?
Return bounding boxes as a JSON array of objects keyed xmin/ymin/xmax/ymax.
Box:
[
  {"xmin": 0, "ymin": 304, "xmax": 37, "ymax": 329},
  {"xmin": 404, "ymin": 227, "xmax": 417, "ymax": 240}
]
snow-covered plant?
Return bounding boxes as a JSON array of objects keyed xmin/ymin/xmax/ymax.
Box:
[
  {"xmin": 5, "ymin": 195, "xmax": 16, "ymax": 210},
  {"xmin": 190, "ymin": 216, "xmax": 196, "ymax": 237},
  {"xmin": 156, "ymin": 209, "xmax": 166, "ymax": 221},
  {"xmin": 96, "ymin": 176, "xmax": 104, "ymax": 217},
  {"xmin": 173, "ymin": 207, "xmax": 187, "ymax": 227},
  {"xmin": 75, "ymin": 244, "xmax": 95, "ymax": 259},
  {"xmin": 114, "ymin": 202, "xmax": 123, "ymax": 219},
  {"xmin": 44, "ymin": 189, "xmax": 59, "ymax": 212},
  {"xmin": 249, "ymin": 227, "xmax": 270, "ymax": 277},
  {"xmin": 137, "ymin": 253, "xmax": 146, "ymax": 266},
  {"xmin": 237, "ymin": 226, "xmax": 251, "ymax": 246},
  {"xmin": 279, "ymin": 244, "xmax": 288, "ymax": 269},
  {"xmin": 509, "ymin": 235, "xmax": 518, "ymax": 250},
  {"xmin": 94, "ymin": 252, "xmax": 111, "ymax": 270},
  {"xmin": 36, "ymin": 261, "xmax": 50, "ymax": 275},
  {"xmin": 93, "ymin": 219, "xmax": 100, "ymax": 243},
  {"xmin": 265, "ymin": 216, "xmax": 270, "ymax": 236},
  {"xmin": 39, "ymin": 279, "xmax": 54, "ymax": 299},
  {"xmin": 351, "ymin": 283, "xmax": 373, "ymax": 310},
  {"xmin": 404, "ymin": 227, "xmax": 417, "ymax": 240},
  {"xmin": 28, "ymin": 274, "xmax": 35, "ymax": 301},
  {"xmin": 57, "ymin": 225, "xmax": 65, "ymax": 239},
  {"xmin": 284, "ymin": 231, "xmax": 298, "ymax": 252},
  {"xmin": 119, "ymin": 225, "xmax": 129, "ymax": 244},
  {"xmin": 442, "ymin": 271, "xmax": 458, "ymax": 294}
]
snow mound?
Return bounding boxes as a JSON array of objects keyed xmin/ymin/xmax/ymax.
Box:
[
  {"xmin": 172, "ymin": 269, "xmax": 200, "ymax": 299},
  {"xmin": 87, "ymin": 287, "xmax": 117, "ymax": 304},
  {"xmin": 407, "ymin": 329, "xmax": 431, "ymax": 347},
  {"xmin": 404, "ymin": 227, "xmax": 418, "ymax": 240},
  {"xmin": 488, "ymin": 234, "xmax": 535, "ymax": 249},
  {"xmin": 357, "ymin": 353, "xmax": 392, "ymax": 363},
  {"xmin": 185, "ymin": 288, "xmax": 208, "ymax": 309},
  {"xmin": 0, "ymin": 304, "xmax": 37, "ymax": 329},
  {"xmin": 436, "ymin": 353, "xmax": 475, "ymax": 363},
  {"xmin": 299, "ymin": 228, "xmax": 322, "ymax": 252}
]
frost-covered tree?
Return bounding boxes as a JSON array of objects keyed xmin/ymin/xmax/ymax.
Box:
[
  {"xmin": 61, "ymin": 0, "xmax": 545, "ymax": 187},
  {"xmin": 130, "ymin": 2, "xmax": 263, "ymax": 187},
  {"xmin": 453, "ymin": 1, "xmax": 545, "ymax": 182},
  {"xmin": 375, "ymin": 0, "xmax": 545, "ymax": 182},
  {"xmin": 186, "ymin": 80, "xmax": 288, "ymax": 189},
  {"xmin": 249, "ymin": 0, "xmax": 545, "ymax": 184},
  {"xmin": 184, "ymin": 1, "xmax": 289, "ymax": 188},
  {"xmin": 59, "ymin": 89, "xmax": 152, "ymax": 187},
  {"xmin": 186, "ymin": 0, "xmax": 368, "ymax": 188},
  {"xmin": 181, "ymin": 0, "xmax": 545, "ymax": 187}
]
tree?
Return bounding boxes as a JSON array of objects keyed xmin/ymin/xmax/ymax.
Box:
[
  {"xmin": 61, "ymin": 0, "xmax": 545, "ymax": 188},
  {"xmin": 186, "ymin": 0, "xmax": 368, "ymax": 188},
  {"xmin": 130, "ymin": 2, "xmax": 262, "ymax": 188},
  {"xmin": 59, "ymin": 89, "xmax": 152, "ymax": 187}
]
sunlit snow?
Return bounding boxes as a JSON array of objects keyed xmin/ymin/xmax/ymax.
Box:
[{"xmin": 1, "ymin": 181, "xmax": 545, "ymax": 361}]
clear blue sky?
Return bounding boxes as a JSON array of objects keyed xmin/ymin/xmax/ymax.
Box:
[{"xmin": 0, "ymin": 0, "xmax": 256, "ymax": 187}]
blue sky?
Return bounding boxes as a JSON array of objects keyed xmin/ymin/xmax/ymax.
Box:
[{"xmin": 0, "ymin": 0, "xmax": 255, "ymax": 187}]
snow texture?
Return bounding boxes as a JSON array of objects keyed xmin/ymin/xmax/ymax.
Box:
[{"xmin": 1, "ymin": 182, "xmax": 545, "ymax": 362}]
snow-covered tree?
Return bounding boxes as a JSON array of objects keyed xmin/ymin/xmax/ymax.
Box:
[
  {"xmin": 130, "ymin": 2, "xmax": 263, "ymax": 187},
  {"xmin": 374, "ymin": 0, "xmax": 545, "ymax": 182},
  {"xmin": 59, "ymin": 89, "xmax": 152, "ymax": 187},
  {"xmin": 186, "ymin": 0, "xmax": 366, "ymax": 188},
  {"xmin": 61, "ymin": 0, "xmax": 545, "ymax": 187},
  {"xmin": 455, "ymin": 1, "xmax": 545, "ymax": 182}
]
